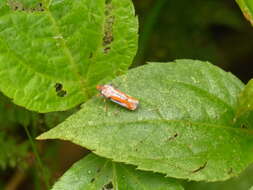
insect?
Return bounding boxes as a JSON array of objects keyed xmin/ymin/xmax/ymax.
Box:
[{"xmin": 96, "ymin": 84, "xmax": 139, "ymax": 110}]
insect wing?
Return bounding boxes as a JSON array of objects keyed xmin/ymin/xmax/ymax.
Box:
[
  {"xmin": 97, "ymin": 85, "xmax": 139, "ymax": 110},
  {"xmin": 110, "ymin": 98, "xmax": 128, "ymax": 108}
]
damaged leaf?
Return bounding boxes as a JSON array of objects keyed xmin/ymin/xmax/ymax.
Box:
[
  {"xmin": 51, "ymin": 153, "xmax": 183, "ymax": 190},
  {"xmin": 0, "ymin": 0, "xmax": 138, "ymax": 112},
  {"xmin": 38, "ymin": 60, "xmax": 253, "ymax": 181}
]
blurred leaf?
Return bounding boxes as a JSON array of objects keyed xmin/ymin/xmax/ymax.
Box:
[
  {"xmin": 135, "ymin": 0, "xmax": 248, "ymax": 68},
  {"xmin": 0, "ymin": 0, "xmax": 138, "ymax": 112},
  {"xmin": 0, "ymin": 132, "xmax": 29, "ymax": 170},
  {"xmin": 184, "ymin": 164, "xmax": 253, "ymax": 190},
  {"xmin": 52, "ymin": 153, "xmax": 183, "ymax": 190},
  {"xmin": 0, "ymin": 93, "xmax": 37, "ymax": 127},
  {"xmin": 38, "ymin": 60, "xmax": 253, "ymax": 182},
  {"xmin": 44, "ymin": 107, "xmax": 79, "ymax": 129},
  {"xmin": 236, "ymin": 0, "xmax": 253, "ymax": 25}
]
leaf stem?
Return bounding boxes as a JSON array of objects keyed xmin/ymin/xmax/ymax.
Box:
[{"xmin": 23, "ymin": 125, "xmax": 50, "ymax": 189}]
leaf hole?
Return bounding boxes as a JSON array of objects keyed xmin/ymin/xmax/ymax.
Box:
[
  {"xmin": 54, "ymin": 83, "xmax": 67, "ymax": 97},
  {"xmin": 102, "ymin": 181, "xmax": 114, "ymax": 190},
  {"xmin": 55, "ymin": 83, "xmax": 63, "ymax": 92}
]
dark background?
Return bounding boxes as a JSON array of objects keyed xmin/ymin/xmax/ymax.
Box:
[{"xmin": 133, "ymin": 0, "xmax": 253, "ymax": 83}]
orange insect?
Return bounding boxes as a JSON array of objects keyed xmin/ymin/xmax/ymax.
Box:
[{"xmin": 96, "ymin": 84, "xmax": 139, "ymax": 110}]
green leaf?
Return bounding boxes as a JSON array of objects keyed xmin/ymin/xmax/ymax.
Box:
[
  {"xmin": 250, "ymin": 186, "xmax": 253, "ymax": 190},
  {"xmin": 184, "ymin": 164, "xmax": 253, "ymax": 190},
  {"xmin": 236, "ymin": 0, "xmax": 253, "ymax": 26},
  {"xmin": 237, "ymin": 79, "xmax": 253, "ymax": 117},
  {"xmin": 38, "ymin": 60, "xmax": 252, "ymax": 181},
  {"xmin": 51, "ymin": 153, "xmax": 183, "ymax": 190},
  {"xmin": 0, "ymin": 0, "xmax": 138, "ymax": 112},
  {"xmin": 235, "ymin": 79, "xmax": 253, "ymax": 129}
]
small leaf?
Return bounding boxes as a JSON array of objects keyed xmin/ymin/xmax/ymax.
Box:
[
  {"xmin": 236, "ymin": 0, "xmax": 253, "ymax": 25},
  {"xmin": 235, "ymin": 79, "xmax": 253, "ymax": 129},
  {"xmin": 38, "ymin": 60, "xmax": 252, "ymax": 181},
  {"xmin": 0, "ymin": 0, "xmax": 138, "ymax": 112},
  {"xmin": 51, "ymin": 153, "xmax": 183, "ymax": 190},
  {"xmin": 237, "ymin": 79, "xmax": 253, "ymax": 117}
]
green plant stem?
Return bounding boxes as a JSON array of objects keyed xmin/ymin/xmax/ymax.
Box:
[
  {"xmin": 133, "ymin": 0, "xmax": 167, "ymax": 67},
  {"xmin": 23, "ymin": 125, "xmax": 50, "ymax": 189}
]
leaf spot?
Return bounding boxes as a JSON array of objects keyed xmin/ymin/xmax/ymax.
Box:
[
  {"xmin": 89, "ymin": 52, "xmax": 93, "ymax": 59},
  {"xmin": 104, "ymin": 47, "xmax": 111, "ymax": 53},
  {"xmin": 90, "ymin": 178, "xmax": 95, "ymax": 183},
  {"xmin": 8, "ymin": 1, "xmax": 45, "ymax": 12},
  {"xmin": 97, "ymin": 168, "xmax": 101, "ymax": 173},
  {"xmin": 241, "ymin": 125, "xmax": 247, "ymax": 129},
  {"xmin": 228, "ymin": 168, "xmax": 233, "ymax": 174},
  {"xmin": 168, "ymin": 133, "xmax": 178, "ymax": 141}
]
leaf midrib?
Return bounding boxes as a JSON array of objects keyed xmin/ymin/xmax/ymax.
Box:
[
  {"xmin": 78, "ymin": 119, "xmax": 253, "ymax": 134},
  {"xmin": 46, "ymin": 10, "xmax": 88, "ymax": 95}
]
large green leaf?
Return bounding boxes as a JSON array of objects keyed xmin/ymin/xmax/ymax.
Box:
[
  {"xmin": 52, "ymin": 153, "xmax": 183, "ymax": 190},
  {"xmin": 38, "ymin": 60, "xmax": 253, "ymax": 181},
  {"xmin": 0, "ymin": 0, "xmax": 138, "ymax": 112},
  {"xmin": 236, "ymin": 0, "xmax": 253, "ymax": 26}
]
